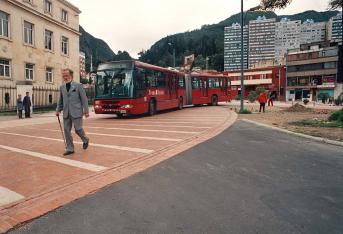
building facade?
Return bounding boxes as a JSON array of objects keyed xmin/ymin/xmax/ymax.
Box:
[
  {"xmin": 327, "ymin": 13, "xmax": 342, "ymax": 44},
  {"xmin": 224, "ymin": 23, "xmax": 248, "ymax": 71},
  {"xmin": 299, "ymin": 19, "xmax": 326, "ymax": 45},
  {"xmin": 248, "ymin": 16, "xmax": 276, "ymax": 69},
  {"xmin": 226, "ymin": 66, "xmax": 286, "ymax": 101},
  {"xmin": 275, "ymin": 18, "xmax": 301, "ymax": 64},
  {"xmin": 286, "ymin": 42, "xmax": 342, "ymax": 102},
  {"xmin": 0, "ymin": 0, "xmax": 81, "ymax": 111}
]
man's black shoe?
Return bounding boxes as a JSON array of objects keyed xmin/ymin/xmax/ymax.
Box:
[
  {"xmin": 63, "ymin": 151, "xmax": 74, "ymax": 156},
  {"xmin": 83, "ymin": 140, "xmax": 89, "ymax": 150}
]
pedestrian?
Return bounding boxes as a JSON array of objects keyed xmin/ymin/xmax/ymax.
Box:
[
  {"xmin": 23, "ymin": 92, "xmax": 31, "ymax": 118},
  {"xmin": 258, "ymin": 92, "xmax": 268, "ymax": 113},
  {"xmin": 17, "ymin": 94, "xmax": 23, "ymax": 119},
  {"xmin": 268, "ymin": 92, "xmax": 275, "ymax": 107},
  {"xmin": 56, "ymin": 69, "xmax": 90, "ymax": 156}
]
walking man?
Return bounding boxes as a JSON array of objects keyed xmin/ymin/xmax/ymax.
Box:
[
  {"xmin": 17, "ymin": 94, "xmax": 23, "ymax": 119},
  {"xmin": 23, "ymin": 92, "xmax": 31, "ymax": 118},
  {"xmin": 56, "ymin": 69, "xmax": 90, "ymax": 156}
]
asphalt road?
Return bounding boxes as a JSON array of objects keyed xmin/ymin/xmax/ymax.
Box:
[{"xmin": 10, "ymin": 120, "xmax": 343, "ymax": 234}]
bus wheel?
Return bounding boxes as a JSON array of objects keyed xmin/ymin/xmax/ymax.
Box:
[
  {"xmin": 178, "ymin": 97, "xmax": 183, "ymax": 110},
  {"xmin": 148, "ymin": 99, "xmax": 156, "ymax": 116},
  {"xmin": 211, "ymin": 95, "xmax": 218, "ymax": 106}
]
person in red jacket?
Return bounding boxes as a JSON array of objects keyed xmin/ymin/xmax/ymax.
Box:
[{"xmin": 258, "ymin": 92, "xmax": 268, "ymax": 113}]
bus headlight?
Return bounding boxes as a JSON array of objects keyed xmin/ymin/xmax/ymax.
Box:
[{"xmin": 120, "ymin": 104, "xmax": 133, "ymax": 109}]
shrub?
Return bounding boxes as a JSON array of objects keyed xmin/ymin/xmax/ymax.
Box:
[
  {"xmin": 239, "ymin": 109, "xmax": 252, "ymax": 114},
  {"xmin": 328, "ymin": 108, "xmax": 343, "ymax": 122},
  {"xmin": 303, "ymin": 99, "xmax": 309, "ymax": 105},
  {"xmin": 234, "ymin": 95, "xmax": 241, "ymax": 101},
  {"xmin": 247, "ymin": 87, "xmax": 267, "ymax": 103},
  {"xmin": 334, "ymin": 92, "xmax": 343, "ymax": 106}
]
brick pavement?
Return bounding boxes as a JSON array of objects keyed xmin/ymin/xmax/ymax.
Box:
[{"xmin": 0, "ymin": 105, "xmax": 237, "ymax": 233}]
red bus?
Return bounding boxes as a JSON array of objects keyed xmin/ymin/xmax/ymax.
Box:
[
  {"xmin": 94, "ymin": 60, "xmax": 231, "ymax": 116},
  {"xmin": 185, "ymin": 71, "xmax": 231, "ymax": 106},
  {"xmin": 94, "ymin": 60, "xmax": 186, "ymax": 116}
]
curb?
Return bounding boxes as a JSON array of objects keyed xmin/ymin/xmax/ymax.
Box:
[{"xmin": 241, "ymin": 119, "xmax": 343, "ymax": 148}]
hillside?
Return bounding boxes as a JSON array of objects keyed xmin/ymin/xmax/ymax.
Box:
[
  {"xmin": 79, "ymin": 26, "xmax": 131, "ymax": 72},
  {"xmin": 138, "ymin": 10, "xmax": 340, "ymax": 71}
]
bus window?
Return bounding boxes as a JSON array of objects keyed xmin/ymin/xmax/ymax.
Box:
[
  {"xmin": 156, "ymin": 72, "xmax": 166, "ymax": 88},
  {"xmin": 146, "ymin": 70, "xmax": 157, "ymax": 87},
  {"xmin": 191, "ymin": 77, "xmax": 199, "ymax": 89},
  {"xmin": 178, "ymin": 76, "xmax": 185, "ymax": 88},
  {"xmin": 208, "ymin": 78, "xmax": 214, "ymax": 88},
  {"xmin": 134, "ymin": 68, "xmax": 148, "ymax": 97},
  {"xmin": 214, "ymin": 78, "xmax": 220, "ymax": 88}
]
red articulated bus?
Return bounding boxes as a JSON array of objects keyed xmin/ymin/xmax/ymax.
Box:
[
  {"xmin": 94, "ymin": 60, "xmax": 231, "ymax": 116},
  {"xmin": 186, "ymin": 71, "xmax": 231, "ymax": 106},
  {"xmin": 94, "ymin": 60, "xmax": 186, "ymax": 116}
]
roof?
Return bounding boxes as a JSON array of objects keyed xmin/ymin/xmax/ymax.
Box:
[{"xmin": 58, "ymin": 0, "xmax": 81, "ymax": 14}]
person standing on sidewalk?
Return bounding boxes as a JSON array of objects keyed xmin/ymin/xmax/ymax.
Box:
[
  {"xmin": 16, "ymin": 94, "xmax": 23, "ymax": 119},
  {"xmin": 268, "ymin": 92, "xmax": 275, "ymax": 107},
  {"xmin": 258, "ymin": 92, "xmax": 268, "ymax": 113},
  {"xmin": 56, "ymin": 69, "xmax": 90, "ymax": 156},
  {"xmin": 23, "ymin": 92, "xmax": 31, "ymax": 118}
]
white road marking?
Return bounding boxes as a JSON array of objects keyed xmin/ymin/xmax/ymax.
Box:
[
  {"xmin": 86, "ymin": 123, "xmax": 211, "ymax": 129},
  {"xmin": 86, "ymin": 126, "xmax": 200, "ymax": 134},
  {"xmin": 26, "ymin": 128, "xmax": 182, "ymax": 142},
  {"xmin": 0, "ymin": 132, "xmax": 154, "ymax": 154},
  {"xmin": 0, "ymin": 186, "xmax": 25, "ymax": 206},
  {"xmin": 94, "ymin": 120, "xmax": 212, "ymax": 125},
  {"xmin": 0, "ymin": 144, "xmax": 107, "ymax": 172}
]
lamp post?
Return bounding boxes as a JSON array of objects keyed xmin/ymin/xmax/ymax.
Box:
[
  {"xmin": 206, "ymin": 56, "xmax": 210, "ymax": 70},
  {"xmin": 168, "ymin": 43, "xmax": 176, "ymax": 67}
]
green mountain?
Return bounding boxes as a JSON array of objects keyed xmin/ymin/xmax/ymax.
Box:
[
  {"xmin": 138, "ymin": 10, "xmax": 340, "ymax": 71},
  {"xmin": 79, "ymin": 26, "xmax": 131, "ymax": 72}
]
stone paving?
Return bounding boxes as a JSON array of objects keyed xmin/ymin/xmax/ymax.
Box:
[{"xmin": 0, "ymin": 105, "xmax": 237, "ymax": 233}]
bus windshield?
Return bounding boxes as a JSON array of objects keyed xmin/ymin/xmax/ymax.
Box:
[{"xmin": 96, "ymin": 68, "xmax": 134, "ymax": 99}]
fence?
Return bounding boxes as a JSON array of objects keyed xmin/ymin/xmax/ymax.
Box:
[
  {"xmin": 1, "ymin": 85, "xmax": 95, "ymax": 113},
  {"xmin": 0, "ymin": 86, "xmax": 17, "ymax": 112},
  {"xmin": 0, "ymin": 86, "xmax": 59, "ymax": 113}
]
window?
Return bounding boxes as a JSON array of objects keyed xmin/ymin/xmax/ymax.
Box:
[
  {"xmin": 61, "ymin": 9, "xmax": 68, "ymax": 22},
  {"xmin": 191, "ymin": 77, "xmax": 200, "ymax": 89},
  {"xmin": 44, "ymin": 30, "xmax": 53, "ymax": 50},
  {"xmin": 25, "ymin": 63, "xmax": 34, "ymax": 80},
  {"xmin": 24, "ymin": 21, "xmax": 34, "ymax": 45},
  {"xmin": 0, "ymin": 59, "xmax": 10, "ymax": 77},
  {"xmin": 146, "ymin": 70, "xmax": 157, "ymax": 87},
  {"xmin": 178, "ymin": 76, "xmax": 185, "ymax": 88},
  {"xmin": 45, "ymin": 0, "xmax": 52, "ymax": 14},
  {"xmin": 156, "ymin": 72, "xmax": 166, "ymax": 88},
  {"xmin": 46, "ymin": 67, "xmax": 53, "ymax": 82},
  {"xmin": 0, "ymin": 11, "xmax": 9, "ymax": 38},
  {"xmin": 61, "ymin": 36, "xmax": 68, "ymax": 55}
]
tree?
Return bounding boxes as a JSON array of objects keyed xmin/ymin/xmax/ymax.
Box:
[{"xmin": 260, "ymin": 0, "xmax": 342, "ymax": 10}]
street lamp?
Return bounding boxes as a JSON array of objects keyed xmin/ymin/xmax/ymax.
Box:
[
  {"xmin": 168, "ymin": 43, "xmax": 176, "ymax": 68},
  {"xmin": 206, "ymin": 56, "xmax": 210, "ymax": 70}
]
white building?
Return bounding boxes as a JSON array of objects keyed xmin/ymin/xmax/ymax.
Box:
[
  {"xmin": 300, "ymin": 19, "xmax": 326, "ymax": 45},
  {"xmin": 275, "ymin": 18, "xmax": 301, "ymax": 64},
  {"xmin": 224, "ymin": 23, "xmax": 248, "ymax": 71},
  {"xmin": 327, "ymin": 12, "xmax": 342, "ymax": 44},
  {"xmin": 248, "ymin": 16, "xmax": 276, "ymax": 69}
]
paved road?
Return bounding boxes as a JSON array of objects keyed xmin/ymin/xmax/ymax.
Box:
[{"xmin": 10, "ymin": 121, "xmax": 343, "ymax": 234}]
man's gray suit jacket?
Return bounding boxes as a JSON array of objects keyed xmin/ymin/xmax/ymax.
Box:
[{"xmin": 56, "ymin": 81, "xmax": 89, "ymax": 119}]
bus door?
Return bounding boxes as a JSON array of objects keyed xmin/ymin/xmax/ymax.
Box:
[
  {"xmin": 220, "ymin": 78, "xmax": 226, "ymax": 97},
  {"xmin": 170, "ymin": 74, "xmax": 178, "ymax": 100},
  {"xmin": 202, "ymin": 78, "xmax": 208, "ymax": 97},
  {"xmin": 185, "ymin": 74, "xmax": 192, "ymax": 105},
  {"xmin": 191, "ymin": 77, "xmax": 201, "ymax": 104}
]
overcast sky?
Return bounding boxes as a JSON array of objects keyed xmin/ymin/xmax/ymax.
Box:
[{"xmin": 68, "ymin": 0, "xmax": 329, "ymax": 58}]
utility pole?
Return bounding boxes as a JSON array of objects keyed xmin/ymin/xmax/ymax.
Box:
[{"xmin": 240, "ymin": 0, "xmax": 244, "ymax": 112}]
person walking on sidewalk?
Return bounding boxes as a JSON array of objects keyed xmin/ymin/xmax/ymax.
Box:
[
  {"xmin": 56, "ymin": 69, "xmax": 90, "ymax": 156},
  {"xmin": 268, "ymin": 92, "xmax": 275, "ymax": 107},
  {"xmin": 17, "ymin": 94, "xmax": 23, "ymax": 119},
  {"xmin": 258, "ymin": 92, "xmax": 268, "ymax": 113},
  {"xmin": 23, "ymin": 92, "xmax": 31, "ymax": 118}
]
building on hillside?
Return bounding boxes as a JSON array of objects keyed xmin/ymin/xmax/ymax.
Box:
[
  {"xmin": 0, "ymin": 0, "xmax": 81, "ymax": 111},
  {"xmin": 286, "ymin": 41, "xmax": 342, "ymax": 102},
  {"xmin": 327, "ymin": 12, "xmax": 342, "ymax": 44},
  {"xmin": 225, "ymin": 66, "xmax": 286, "ymax": 101},
  {"xmin": 248, "ymin": 16, "xmax": 276, "ymax": 69},
  {"xmin": 224, "ymin": 23, "xmax": 248, "ymax": 71},
  {"xmin": 299, "ymin": 19, "xmax": 326, "ymax": 45},
  {"xmin": 80, "ymin": 51, "xmax": 86, "ymax": 80},
  {"xmin": 275, "ymin": 18, "xmax": 301, "ymax": 64}
]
